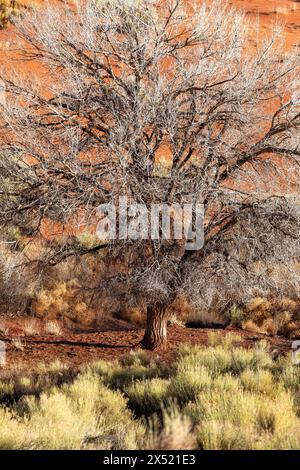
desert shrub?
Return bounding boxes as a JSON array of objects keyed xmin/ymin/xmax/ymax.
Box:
[
  {"xmin": 241, "ymin": 297, "xmax": 300, "ymax": 338},
  {"xmin": 115, "ymin": 306, "xmax": 146, "ymax": 326},
  {"xmin": 0, "ymin": 371, "xmax": 144, "ymax": 450},
  {"xmin": 167, "ymin": 296, "xmax": 193, "ymax": 322},
  {"xmin": 120, "ymin": 350, "xmax": 155, "ymax": 368},
  {"xmin": 224, "ymin": 305, "xmax": 247, "ymax": 327},
  {"xmin": 89, "ymin": 354, "xmax": 163, "ymax": 391},
  {"xmin": 0, "ymin": 408, "xmax": 27, "ymax": 450},
  {"xmin": 24, "ymin": 319, "xmax": 40, "ymax": 337},
  {"xmin": 196, "ymin": 420, "xmax": 254, "ymax": 450},
  {"xmin": 0, "ymin": 0, "xmax": 19, "ymax": 28},
  {"xmin": 176, "ymin": 339, "xmax": 272, "ymax": 381},
  {"xmin": 145, "ymin": 405, "xmax": 196, "ymax": 450},
  {"xmin": 242, "ymin": 319, "xmax": 261, "ymax": 334},
  {"xmin": 176, "ymin": 345, "xmax": 232, "ymax": 376},
  {"xmin": 240, "ymin": 369, "xmax": 277, "ymax": 396},
  {"xmin": 227, "ymin": 297, "xmax": 300, "ymax": 339},
  {"xmin": 44, "ymin": 321, "xmax": 62, "ymax": 336},
  {"xmin": 207, "ymin": 331, "xmax": 223, "ymax": 346},
  {"xmin": 106, "ymin": 364, "xmax": 161, "ymax": 390},
  {"xmin": 0, "ymin": 362, "xmax": 75, "ymax": 407},
  {"xmin": 185, "ymin": 309, "xmax": 225, "ymax": 328},
  {"xmin": 33, "ymin": 281, "xmax": 76, "ymax": 319},
  {"xmin": 0, "ymin": 320, "xmax": 8, "ymax": 336},
  {"xmin": 168, "ymin": 365, "xmax": 212, "ymax": 404},
  {"xmin": 0, "ymin": 381, "xmax": 13, "ymax": 401},
  {"xmin": 222, "ymin": 332, "xmax": 243, "ymax": 349},
  {"xmin": 1, "ymin": 338, "xmax": 300, "ymax": 449},
  {"xmin": 0, "ymin": 244, "xmax": 33, "ymax": 315},
  {"xmin": 33, "ymin": 280, "xmax": 97, "ymax": 325},
  {"xmin": 125, "ymin": 378, "xmax": 171, "ymax": 414},
  {"xmin": 61, "ymin": 371, "xmax": 144, "ymax": 449},
  {"xmin": 187, "ymin": 387, "xmax": 300, "ymax": 450}
]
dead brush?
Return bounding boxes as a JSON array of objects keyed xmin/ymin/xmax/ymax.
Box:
[
  {"xmin": 167, "ymin": 296, "xmax": 193, "ymax": 323},
  {"xmin": 0, "ymin": 320, "xmax": 8, "ymax": 336},
  {"xmin": 44, "ymin": 321, "xmax": 62, "ymax": 336},
  {"xmin": 24, "ymin": 319, "xmax": 40, "ymax": 337},
  {"xmin": 168, "ymin": 315, "xmax": 185, "ymax": 328},
  {"xmin": 11, "ymin": 338, "xmax": 24, "ymax": 351},
  {"xmin": 116, "ymin": 307, "xmax": 146, "ymax": 326},
  {"xmin": 260, "ymin": 312, "xmax": 292, "ymax": 337},
  {"xmin": 246, "ymin": 298, "xmax": 273, "ymax": 325},
  {"xmin": 185, "ymin": 310, "xmax": 225, "ymax": 328},
  {"xmin": 33, "ymin": 280, "xmax": 97, "ymax": 326},
  {"xmin": 282, "ymin": 322, "xmax": 300, "ymax": 339},
  {"xmin": 243, "ymin": 298, "xmax": 300, "ymax": 337},
  {"xmin": 145, "ymin": 406, "xmax": 196, "ymax": 450},
  {"xmin": 0, "ymin": 0, "xmax": 20, "ymax": 29},
  {"xmin": 242, "ymin": 319, "xmax": 262, "ymax": 335}
]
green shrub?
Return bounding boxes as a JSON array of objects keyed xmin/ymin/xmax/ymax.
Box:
[
  {"xmin": 1, "ymin": 340, "xmax": 300, "ymax": 449},
  {"xmin": 168, "ymin": 365, "xmax": 212, "ymax": 404},
  {"xmin": 125, "ymin": 378, "xmax": 171, "ymax": 414},
  {"xmin": 225, "ymin": 305, "xmax": 247, "ymax": 327}
]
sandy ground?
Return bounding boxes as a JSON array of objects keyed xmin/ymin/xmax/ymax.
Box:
[{"xmin": 0, "ymin": 317, "xmax": 293, "ymax": 373}]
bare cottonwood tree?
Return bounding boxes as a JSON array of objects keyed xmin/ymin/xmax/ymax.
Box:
[{"xmin": 0, "ymin": 0, "xmax": 300, "ymax": 348}]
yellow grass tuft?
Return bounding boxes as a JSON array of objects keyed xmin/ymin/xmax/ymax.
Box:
[
  {"xmin": 24, "ymin": 319, "xmax": 40, "ymax": 337},
  {"xmin": 44, "ymin": 321, "xmax": 62, "ymax": 336}
]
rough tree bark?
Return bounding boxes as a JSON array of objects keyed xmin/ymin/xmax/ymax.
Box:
[{"xmin": 141, "ymin": 303, "xmax": 169, "ymax": 350}]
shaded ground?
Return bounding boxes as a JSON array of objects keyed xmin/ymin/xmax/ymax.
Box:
[{"xmin": 0, "ymin": 317, "xmax": 293, "ymax": 373}]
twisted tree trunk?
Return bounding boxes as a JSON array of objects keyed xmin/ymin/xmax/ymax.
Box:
[{"xmin": 141, "ymin": 303, "xmax": 168, "ymax": 350}]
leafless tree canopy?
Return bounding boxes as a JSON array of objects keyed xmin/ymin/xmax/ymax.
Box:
[{"xmin": 0, "ymin": 0, "xmax": 300, "ymax": 347}]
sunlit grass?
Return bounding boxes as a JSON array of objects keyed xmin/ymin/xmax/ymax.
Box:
[{"xmin": 0, "ymin": 337, "xmax": 300, "ymax": 449}]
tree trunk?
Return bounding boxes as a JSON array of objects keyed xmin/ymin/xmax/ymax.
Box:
[{"xmin": 141, "ymin": 303, "xmax": 168, "ymax": 350}]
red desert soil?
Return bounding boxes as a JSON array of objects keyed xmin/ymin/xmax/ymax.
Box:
[{"xmin": 0, "ymin": 318, "xmax": 293, "ymax": 373}]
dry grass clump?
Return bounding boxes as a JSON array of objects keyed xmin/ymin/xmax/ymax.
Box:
[
  {"xmin": 11, "ymin": 338, "xmax": 24, "ymax": 351},
  {"xmin": 185, "ymin": 309, "xmax": 225, "ymax": 328},
  {"xmin": 1, "ymin": 338, "xmax": 300, "ymax": 449},
  {"xmin": 167, "ymin": 296, "xmax": 193, "ymax": 322},
  {"xmin": 95, "ymin": 354, "xmax": 162, "ymax": 391},
  {"xmin": 24, "ymin": 319, "xmax": 40, "ymax": 337},
  {"xmin": 0, "ymin": 320, "xmax": 8, "ymax": 336},
  {"xmin": 169, "ymin": 294, "xmax": 224, "ymax": 328},
  {"xmin": 145, "ymin": 406, "xmax": 196, "ymax": 450},
  {"xmin": 33, "ymin": 280, "xmax": 97, "ymax": 326},
  {"xmin": 125, "ymin": 378, "xmax": 171, "ymax": 415},
  {"xmin": 0, "ymin": 0, "xmax": 19, "ymax": 28},
  {"xmin": 225, "ymin": 297, "xmax": 300, "ymax": 339},
  {"xmin": 44, "ymin": 321, "xmax": 62, "ymax": 336},
  {"xmin": 33, "ymin": 281, "xmax": 76, "ymax": 319},
  {"xmin": 115, "ymin": 307, "xmax": 146, "ymax": 326}
]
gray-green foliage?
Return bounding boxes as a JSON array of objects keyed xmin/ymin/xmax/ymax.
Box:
[{"xmin": 1, "ymin": 336, "xmax": 300, "ymax": 449}]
